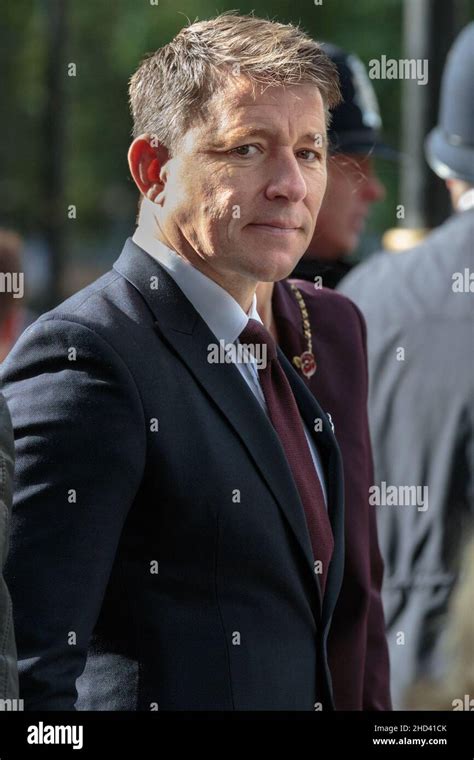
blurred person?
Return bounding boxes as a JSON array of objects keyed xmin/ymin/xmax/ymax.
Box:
[
  {"xmin": 0, "ymin": 229, "xmax": 33, "ymax": 362},
  {"xmin": 339, "ymin": 23, "xmax": 474, "ymax": 709},
  {"xmin": 255, "ymin": 273, "xmax": 392, "ymax": 709},
  {"xmin": 405, "ymin": 535, "xmax": 474, "ymax": 710},
  {"xmin": 291, "ymin": 44, "xmax": 389, "ymax": 288},
  {"xmin": 2, "ymin": 13, "xmax": 363, "ymax": 711},
  {"xmin": 0, "ymin": 391, "xmax": 19, "ymax": 704}
]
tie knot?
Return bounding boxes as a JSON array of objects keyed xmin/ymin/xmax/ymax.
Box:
[{"xmin": 239, "ymin": 318, "xmax": 277, "ymax": 364}]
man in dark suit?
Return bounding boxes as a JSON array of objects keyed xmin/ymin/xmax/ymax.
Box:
[
  {"xmin": 339, "ymin": 23, "xmax": 474, "ymax": 708},
  {"xmin": 2, "ymin": 13, "xmax": 380, "ymax": 711}
]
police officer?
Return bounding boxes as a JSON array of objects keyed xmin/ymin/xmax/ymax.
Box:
[
  {"xmin": 291, "ymin": 44, "xmax": 390, "ymax": 288},
  {"xmin": 339, "ymin": 23, "xmax": 474, "ymax": 709}
]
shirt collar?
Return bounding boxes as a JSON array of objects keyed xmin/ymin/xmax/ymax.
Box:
[{"xmin": 132, "ymin": 200, "xmax": 262, "ymax": 343}]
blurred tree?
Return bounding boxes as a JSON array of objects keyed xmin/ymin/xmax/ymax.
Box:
[
  {"xmin": 42, "ymin": 0, "xmax": 68, "ymax": 306},
  {"xmin": 2, "ymin": 0, "xmax": 473, "ymax": 307}
]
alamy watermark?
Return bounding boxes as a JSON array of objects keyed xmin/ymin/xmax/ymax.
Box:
[
  {"xmin": 452, "ymin": 694, "xmax": 474, "ymax": 710},
  {"xmin": 369, "ymin": 481, "xmax": 429, "ymax": 512},
  {"xmin": 27, "ymin": 721, "xmax": 83, "ymax": 750},
  {"xmin": 368, "ymin": 56, "xmax": 428, "ymax": 85},
  {"xmin": 0, "ymin": 271, "xmax": 24, "ymax": 298},
  {"xmin": 452, "ymin": 268, "xmax": 473, "ymax": 293},
  {"xmin": 207, "ymin": 339, "xmax": 268, "ymax": 370},
  {"xmin": 0, "ymin": 698, "xmax": 24, "ymax": 710}
]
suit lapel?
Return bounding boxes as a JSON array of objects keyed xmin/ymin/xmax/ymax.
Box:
[
  {"xmin": 114, "ymin": 239, "xmax": 343, "ymax": 626},
  {"xmin": 278, "ymin": 347, "xmax": 345, "ymax": 627}
]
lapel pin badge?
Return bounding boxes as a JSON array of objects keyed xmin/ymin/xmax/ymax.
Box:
[
  {"xmin": 290, "ymin": 283, "xmax": 317, "ymax": 379},
  {"xmin": 292, "ymin": 350, "xmax": 317, "ymax": 378}
]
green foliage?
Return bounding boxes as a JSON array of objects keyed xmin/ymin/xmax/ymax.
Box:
[{"xmin": 2, "ymin": 0, "xmax": 472, "ymax": 267}]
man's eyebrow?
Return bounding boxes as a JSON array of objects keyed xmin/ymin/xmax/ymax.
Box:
[{"xmin": 211, "ymin": 127, "xmax": 327, "ymax": 148}]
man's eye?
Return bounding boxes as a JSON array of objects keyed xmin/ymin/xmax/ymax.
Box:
[
  {"xmin": 298, "ymin": 149, "xmax": 321, "ymax": 161},
  {"xmin": 228, "ymin": 145, "xmax": 259, "ymax": 157}
]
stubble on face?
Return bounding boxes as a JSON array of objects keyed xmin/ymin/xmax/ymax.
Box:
[{"xmin": 156, "ymin": 75, "xmax": 328, "ymax": 308}]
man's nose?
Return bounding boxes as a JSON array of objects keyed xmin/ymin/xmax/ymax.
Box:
[{"xmin": 264, "ymin": 153, "xmax": 308, "ymax": 203}]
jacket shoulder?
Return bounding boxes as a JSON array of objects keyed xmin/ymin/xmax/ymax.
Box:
[
  {"xmin": 287, "ymin": 278, "xmax": 366, "ymax": 326},
  {"xmin": 340, "ymin": 211, "xmax": 474, "ymax": 320}
]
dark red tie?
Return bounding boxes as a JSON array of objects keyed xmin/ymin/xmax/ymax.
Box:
[{"xmin": 240, "ymin": 318, "xmax": 334, "ymax": 595}]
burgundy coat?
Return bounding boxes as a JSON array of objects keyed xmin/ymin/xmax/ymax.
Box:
[{"xmin": 272, "ymin": 279, "xmax": 391, "ymax": 710}]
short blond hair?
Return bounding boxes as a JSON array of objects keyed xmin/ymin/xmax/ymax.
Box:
[{"xmin": 128, "ymin": 11, "xmax": 341, "ymax": 155}]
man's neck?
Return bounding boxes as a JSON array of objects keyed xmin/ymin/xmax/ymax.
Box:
[{"xmin": 256, "ymin": 281, "xmax": 279, "ymax": 340}]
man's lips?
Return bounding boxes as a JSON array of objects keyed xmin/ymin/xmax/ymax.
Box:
[{"xmin": 247, "ymin": 222, "xmax": 301, "ymax": 234}]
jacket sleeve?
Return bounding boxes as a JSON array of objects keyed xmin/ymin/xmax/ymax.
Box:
[
  {"xmin": 0, "ymin": 390, "xmax": 19, "ymax": 702},
  {"xmin": 352, "ymin": 302, "xmax": 392, "ymax": 710},
  {"xmin": 1, "ymin": 316, "xmax": 146, "ymax": 710}
]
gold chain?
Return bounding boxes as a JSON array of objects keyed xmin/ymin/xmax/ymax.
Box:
[{"xmin": 289, "ymin": 283, "xmax": 317, "ymax": 378}]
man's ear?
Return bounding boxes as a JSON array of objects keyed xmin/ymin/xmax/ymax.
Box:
[{"xmin": 128, "ymin": 135, "xmax": 170, "ymax": 198}]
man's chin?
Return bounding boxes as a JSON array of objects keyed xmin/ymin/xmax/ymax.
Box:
[
  {"xmin": 252, "ymin": 268, "xmax": 298, "ymax": 284},
  {"xmin": 248, "ymin": 252, "xmax": 306, "ymax": 283}
]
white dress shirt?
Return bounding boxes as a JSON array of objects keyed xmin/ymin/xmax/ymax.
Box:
[{"xmin": 132, "ymin": 217, "xmax": 328, "ymax": 506}]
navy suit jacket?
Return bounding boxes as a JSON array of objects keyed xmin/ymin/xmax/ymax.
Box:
[{"xmin": 2, "ymin": 239, "xmax": 345, "ymax": 711}]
